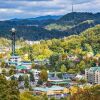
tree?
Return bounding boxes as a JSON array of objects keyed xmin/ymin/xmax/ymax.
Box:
[
  {"xmin": 49, "ymin": 54, "xmax": 59, "ymax": 71},
  {"xmin": 20, "ymin": 91, "xmax": 33, "ymax": 100},
  {"xmin": 77, "ymin": 79, "xmax": 87, "ymax": 85},
  {"xmin": 10, "ymin": 65, "xmax": 16, "ymax": 69},
  {"xmin": 29, "ymin": 85, "xmax": 33, "ymax": 91},
  {"xmin": 37, "ymin": 79, "xmax": 43, "ymax": 85},
  {"xmin": 7, "ymin": 80, "xmax": 20, "ymax": 100},
  {"xmin": 60, "ymin": 64, "xmax": 66, "ymax": 73},
  {"xmin": 2, "ymin": 69, "xmax": 6, "ymax": 75},
  {"xmin": 31, "ymin": 63, "xmax": 35, "ymax": 69},
  {"xmin": 0, "ymin": 75, "xmax": 8, "ymax": 99},
  {"xmin": 18, "ymin": 75, "xmax": 24, "ymax": 82},
  {"xmin": 70, "ymin": 85, "xmax": 100, "ymax": 100},
  {"xmin": 20, "ymin": 91, "xmax": 41, "ymax": 100},
  {"xmin": 40, "ymin": 69, "xmax": 48, "ymax": 82},
  {"xmin": 11, "ymin": 76, "xmax": 16, "ymax": 80},
  {"xmin": 9, "ymin": 68, "xmax": 15, "ymax": 76},
  {"xmin": 50, "ymin": 97, "xmax": 56, "ymax": 100},
  {"xmin": 24, "ymin": 75, "xmax": 29, "ymax": 89},
  {"xmin": 0, "ymin": 61, "xmax": 6, "ymax": 68},
  {"xmin": 29, "ymin": 72, "xmax": 35, "ymax": 82},
  {"xmin": 0, "ymin": 75, "xmax": 19, "ymax": 100}
]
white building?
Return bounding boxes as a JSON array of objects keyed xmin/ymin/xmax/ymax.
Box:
[
  {"xmin": 34, "ymin": 59, "xmax": 50, "ymax": 65},
  {"xmin": 8, "ymin": 55, "xmax": 21, "ymax": 66},
  {"xmin": 85, "ymin": 66, "xmax": 100, "ymax": 84},
  {"xmin": 32, "ymin": 69, "xmax": 40, "ymax": 82}
]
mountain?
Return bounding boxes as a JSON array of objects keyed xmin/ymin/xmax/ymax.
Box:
[
  {"xmin": 0, "ymin": 12, "xmax": 100, "ymax": 40},
  {"xmin": 30, "ymin": 15, "xmax": 62, "ymax": 21},
  {"xmin": 9, "ymin": 15, "xmax": 62, "ymax": 27},
  {"xmin": 11, "ymin": 15, "xmax": 62, "ymax": 21},
  {"xmin": 46, "ymin": 12, "xmax": 100, "ymax": 34}
]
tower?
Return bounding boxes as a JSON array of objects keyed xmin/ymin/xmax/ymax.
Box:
[
  {"xmin": 11, "ymin": 28, "xmax": 16, "ymax": 55},
  {"xmin": 72, "ymin": 3, "xmax": 74, "ymax": 13}
]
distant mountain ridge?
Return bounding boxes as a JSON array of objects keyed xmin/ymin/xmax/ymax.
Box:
[
  {"xmin": 10, "ymin": 15, "xmax": 62, "ymax": 21},
  {"xmin": 0, "ymin": 12, "xmax": 100, "ymax": 40}
]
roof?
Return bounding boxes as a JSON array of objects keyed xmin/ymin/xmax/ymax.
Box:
[
  {"xmin": 10, "ymin": 55, "xmax": 21, "ymax": 58},
  {"xmin": 16, "ymin": 65, "xmax": 27, "ymax": 70},
  {"xmin": 33, "ymin": 86, "xmax": 64, "ymax": 92},
  {"xmin": 8, "ymin": 61, "xmax": 18, "ymax": 64},
  {"xmin": 89, "ymin": 67, "xmax": 100, "ymax": 72},
  {"xmin": 50, "ymin": 81, "xmax": 70, "ymax": 85},
  {"xmin": 21, "ymin": 61, "xmax": 32, "ymax": 64}
]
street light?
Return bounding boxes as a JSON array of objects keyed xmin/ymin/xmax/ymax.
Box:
[{"xmin": 11, "ymin": 28, "xmax": 16, "ymax": 55}]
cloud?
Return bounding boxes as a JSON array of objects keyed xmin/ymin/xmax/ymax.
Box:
[{"xmin": 0, "ymin": 0, "xmax": 100, "ymax": 20}]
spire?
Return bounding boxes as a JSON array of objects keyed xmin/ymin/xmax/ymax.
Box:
[{"xmin": 72, "ymin": 3, "xmax": 74, "ymax": 13}]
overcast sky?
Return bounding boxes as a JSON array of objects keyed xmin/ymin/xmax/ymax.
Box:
[{"xmin": 0, "ymin": 0, "xmax": 100, "ymax": 20}]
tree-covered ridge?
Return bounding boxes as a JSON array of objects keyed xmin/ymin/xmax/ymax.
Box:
[
  {"xmin": 81, "ymin": 25, "xmax": 100, "ymax": 54},
  {"xmin": 46, "ymin": 12, "xmax": 100, "ymax": 35},
  {"xmin": 0, "ymin": 12, "xmax": 100, "ymax": 40},
  {"xmin": 59, "ymin": 12, "xmax": 100, "ymax": 22}
]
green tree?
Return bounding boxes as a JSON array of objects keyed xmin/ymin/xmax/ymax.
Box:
[
  {"xmin": 24, "ymin": 75, "xmax": 29, "ymax": 89},
  {"xmin": 0, "ymin": 61, "xmax": 6, "ymax": 68},
  {"xmin": 0, "ymin": 75, "xmax": 19, "ymax": 100},
  {"xmin": 18, "ymin": 75, "xmax": 24, "ymax": 82},
  {"xmin": 7, "ymin": 80, "xmax": 20, "ymax": 100},
  {"xmin": 60, "ymin": 64, "xmax": 66, "ymax": 73},
  {"xmin": 29, "ymin": 72, "xmax": 35, "ymax": 82},
  {"xmin": 9, "ymin": 68, "xmax": 15, "ymax": 76},
  {"xmin": 2, "ymin": 69, "xmax": 6, "ymax": 75},
  {"xmin": 11, "ymin": 76, "xmax": 16, "ymax": 80},
  {"xmin": 37, "ymin": 79, "xmax": 43, "ymax": 85},
  {"xmin": 40, "ymin": 69, "xmax": 48, "ymax": 82}
]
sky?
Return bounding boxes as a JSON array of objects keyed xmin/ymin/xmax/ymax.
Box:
[{"xmin": 0, "ymin": 0, "xmax": 100, "ymax": 20}]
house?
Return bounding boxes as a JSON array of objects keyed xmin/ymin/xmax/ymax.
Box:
[{"xmin": 85, "ymin": 66, "xmax": 100, "ymax": 84}]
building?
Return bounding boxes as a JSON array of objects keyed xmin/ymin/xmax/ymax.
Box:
[
  {"xmin": 48, "ymin": 72, "xmax": 71, "ymax": 85},
  {"xmin": 33, "ymin": 85, "xmax": 69, "ymax": 98},
  {"xmin": 32, "ymin": 69, "xmax": 41, "ymax": 82},
  {"xmin": 21, "ymin": 61, "xmax": 32, "ymax": 69},
  {"xmin": 34, "ymin": 59, "xmax": 50, "ymax": 65},
  {"xmin": 25, "ymin": 40, "xmax": 40, "ymax": 45},
  {"xmin": 85, "ymin": 66, "xmax": 100, "ymax": 84},
  {"xmin": 8, "ymin": 55, "xmax": 21, "ymax": 66}
]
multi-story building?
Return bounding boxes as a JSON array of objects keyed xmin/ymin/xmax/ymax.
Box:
[
  {"xmin": 8, "ymin": 55, "xmax": 22, "ymax": 66},
  {"xmin": 85, "ymin": 66, "xmax": 100, "ymax": 84}
]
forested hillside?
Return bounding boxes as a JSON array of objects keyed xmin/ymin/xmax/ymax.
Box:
[
  {"xmin": 0, "ymin": 12, "xmax": 100, "ymax": 40},
  {"xmin": 46, "ymin": 12, "xmax": 100, "ymax": 34},
  {"xmin": 0, "ymin": 24, "xmax": 100, "ymax": 72},
  {"xmin": 15, "ymin": 25, "xmax": 100, "ymax": 72}
]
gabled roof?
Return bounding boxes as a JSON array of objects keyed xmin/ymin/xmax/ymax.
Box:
[{"xmin": 89, "ymin": 66, "xmax": 100, "ymax": 72}]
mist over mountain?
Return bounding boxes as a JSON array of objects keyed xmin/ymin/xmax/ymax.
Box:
[{"xmin": 0, "ymin": 12, "xmax": 100, "ymax": 40}]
